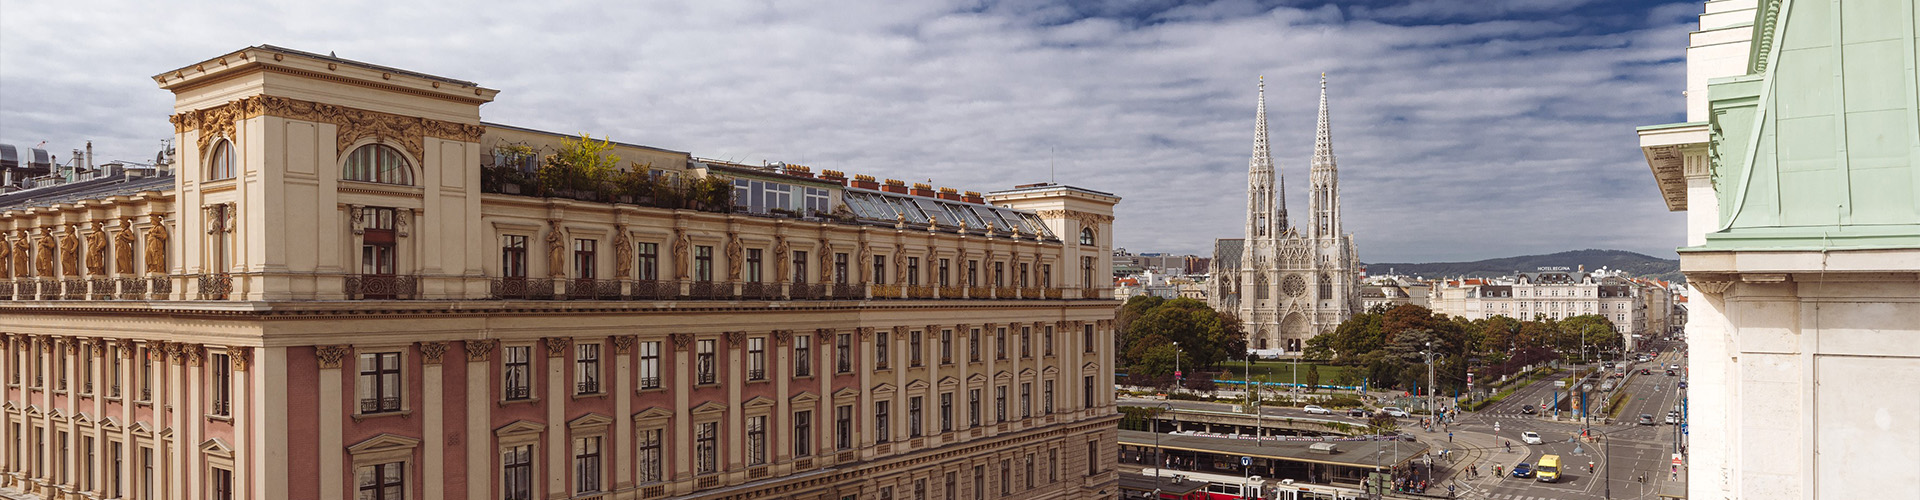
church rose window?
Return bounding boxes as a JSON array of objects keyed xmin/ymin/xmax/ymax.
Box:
[{"xmin": 1282, "ymin": 274, "xmax": 1307, "ymax": 298}]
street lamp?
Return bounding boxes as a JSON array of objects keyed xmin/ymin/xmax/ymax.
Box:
[
  {"xmin": 1156, "ymin": 402, "xmax": 1172, "ymax": 481},
  {"xmin": 1581, "ymin": 383, "xmax": 1593, "ymax": 440},
  {"xmin": 1173, "ymin": 341, "xmax": 1182, "ymax": 391}
]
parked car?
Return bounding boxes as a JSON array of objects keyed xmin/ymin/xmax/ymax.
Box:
[
  {"xmin": 1678, "ymin": 380, "xmax": 1688, "ymax": 389},
  {"xmin": 1641, "ymin": 369, "xmax": 1652, "ymax": 375},
  {"xmin": 1521, "ymin": 431, "xmax": 1544, "ymax": 445},
  {"xmin": 1348, "ymin": 408, "xmax": 1370, "ymax": 418},
  {"xmin": 1666, "ymin": 411, "xmax": 1682, "ymax": 424},
  {"xmin": 1511, "ymin": 462, "xmax": 1535, "ymax": 478},
  {"xmin": 1303, "ymin": 405, "xmax": 1332, "ymax": 415},
  {"xmin": 1639, "ymin": 413, "xmax": 1656, "ymax": 425},
  {"xmin": 1381, "ymin": 407, "xmax": 1410, "ymax": 418}
]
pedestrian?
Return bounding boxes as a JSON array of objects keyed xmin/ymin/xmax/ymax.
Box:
[{"xmin": 1448, "ymin": 431, "xmax": 1453, "ymax": 443}]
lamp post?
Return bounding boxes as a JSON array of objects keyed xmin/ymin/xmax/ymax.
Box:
[
  {"xmin": 1156, "ymin": 402, "xmax": 1172, "ymax": 480},
  {"xmin": 1581, "ymin": 382, "xmax": 1593, "ymax": 441},
  {"xmin": 1173, "ymin": 341, "xmax": 1182, "ymax": 391}
]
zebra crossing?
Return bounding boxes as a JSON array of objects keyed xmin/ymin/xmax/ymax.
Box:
[{"xmin": 1483, "ymin": 494, "xmax": 1569, "ymax": 500}]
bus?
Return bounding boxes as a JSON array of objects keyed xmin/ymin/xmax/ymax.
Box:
[
  {"xmin": 1133, "ymin": 470, "xmax": 1366, "ymax": 500},
  {"xmin": 1537, "ymin": 454, "xmax": 1562, "ymax": 483}
]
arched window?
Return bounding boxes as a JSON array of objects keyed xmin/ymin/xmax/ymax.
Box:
[
  {"xmin": 1079, "ymin": 227, "xmax": 1095, "ymax": 246},
  {"xmin": 1318, "ymin": 273, "xmax": 1333, "ymax": 300},
  {"xmin": 208, "ymin": 139, "xmax": 235, "ymax": 181},
  {"xmin": 343, "ymin": 144, "xmax": 413, "ymax": 185}
]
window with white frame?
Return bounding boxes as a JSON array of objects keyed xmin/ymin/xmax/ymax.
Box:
[
  {"xmin": 208, "ymin": 139, "xmax": 236, "ymax": 181},
  {"xmin": 747, "ymin": 415, "xmax": 768, "ymax": 466},
  {"xmin": 909, "ymin": 331, "xmax": 923, "ymax": 367},
  {"xmin": 794, "ymin": 335, "xmax": 812, "ymax": 377},
  {"xmin": 343, "ymin": 144, "xmax": 412, "ymax": 185},
  {"xmin": 357, "ymin": 352, "xmax": 403, "ymax": 414},
  {"xmin": 875, "ymin": 400, "xmax": 891, "ymax": 443},
  {"xmin": 636, "ymin": 242, "xmax": 658, "ymax": 281},
  {"xmin": 696, "ymin": 339, "xmax": 717, "ymax": 385},
  {"xmin": 354, "ymin": 462, "xmax": 405, "ymax": 500},
  {"xmin": 968, "ymin": 388, "xmax": 981, "ymax": 427},
  {"xmin": 909, "ymin": 396, "xmax": 924, "ymax": 437},
  {"xmin": 939, "ymin": 392, "xmax": 952, "ymax": 432},
  {"xmin": 209, "ymin": 465, "xmax": 233, "ymax": 500},
  {"xmin": 638, "ymin": 341, "xmax": 660, "ymax": 389},
  {"xmin": 747, "ymin": 337, "xmax": 766, "ymax": 381},
  {"xmin": 210, "ymin": 352, "xmax": 231, "ymax": 417},
  {"xmin": 503, "ymin": 346, "xmax": 532, "ymax": 401},
  {"xmin": 875, "ymin": 332, "xmax": 890, "ymax": 370},
  {"xmin": 793, "ymin": 410, "xmax": 812, "ymax": 457},
  {"xmin": 637, "ymin": 429, "xmax": 663, "ymax": 483},
  {"xmin": 836, "ymin": 334, "xmax": 852, "ymax": 374},
  {"xmin": 575, "ymin": 343, "xmax": 600, "ymax": 395},
  {"xmin": 695, "ymin": 422, "xmax": 719, "ymax": 475},
  {"xmin": 835, "ymin": 404, "xmax": 853, "ymax": 450},
  {"xmin": 995, "ymin": 386, "xmax": 1007, "ymax": 422},
  {"xmin": 574, "ymin": 436, "xmax": 602, "ymax": 493},
  {"xmin": 940, "ymin": 329, "xmax": 952, "ymax": 365},
  {"xmin": 1021, "ymin": 382, "xmax": 1032, "ymax": 418},
  {"xmin": 1044, "ymin": 380, "xmax": 1054, "ymax": 414},
  {"xmin": 502, "ymin": 444, "xmax": 534, "ymax": 500}
]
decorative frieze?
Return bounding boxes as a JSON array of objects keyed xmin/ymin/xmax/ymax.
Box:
[{"xmin": 168, "ymin": 94, "xmax": 485, "ymax": 163}]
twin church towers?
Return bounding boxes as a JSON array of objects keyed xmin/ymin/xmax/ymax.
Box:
[{"xmin": 1209, "ymin": 75, "xmax": 1360, "ymax": 352}]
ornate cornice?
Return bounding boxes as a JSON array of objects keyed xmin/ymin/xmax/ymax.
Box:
[
  {"xmin": 419, "ymin": 342, "xmax": 448, "ymax": 365},
  {"xmin": 168, "ymin": 95, "xmax": 485, "ymax": 163},
  {"xmin": 316, "ymin": 345, "xmax": 352, "ymax": 369},
  {"xmin": 464, "ymin": 339, "xmax": 497, "ymax": 362}
]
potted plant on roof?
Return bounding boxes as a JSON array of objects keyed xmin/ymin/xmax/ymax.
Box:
[
  {"xmin": 536, "ymin": 133, "xmax": 619, "ymax": 201},
  {"xmin": 611, "ymin": 162, "xmax": 656, "ymax": 204}
]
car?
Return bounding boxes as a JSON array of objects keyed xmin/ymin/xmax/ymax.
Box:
[
  {"xmin": 1510, "ymin": 462, "xmax": 1535, "ymax": 478},
  {"xmin": 1641, "ymin": 369, "xmax": 1652, "ymax": 375},
  {"xmin": 1520, "ymin": 405, "xmax": 1536, "ymax": 415},
  {"xmin": 1678, "ymin": 380, "xmax": 1688, "ymax": 389},
  {"xmin": 1666, "ymin": 411, "xmax": 1682, "ymax": 424},
  {"xmin": 1521, "ymin": 431, "xmax": 1544, "ymax": 445},
  {"xmin": 1348, "ymin": 408, "xmax": 1370, "ymax": 418},
  {"xmin": 1303, "ymin": 405, "xmax": 1332, "ymax": 415},
  {"xmin": 1381, "ymin": 407, "xmax": 1410, "ymax": 418},
  {"xmin": 1667, "ymin": 369, "xmax": 1677, "ymax": 376},
  {"xmin": 1639, "ymin": 413, "xmax": 1656, "ymax": 425}
]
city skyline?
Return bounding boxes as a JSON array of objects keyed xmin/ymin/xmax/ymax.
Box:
[{"xmin": 1, "ymin": 0, "xmax": 1695, "ymax": 262}]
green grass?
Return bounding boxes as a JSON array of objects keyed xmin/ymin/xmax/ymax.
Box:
[{"xmin": 1217, "ymin": 361, "xmax": 1360, "ymax": 388}]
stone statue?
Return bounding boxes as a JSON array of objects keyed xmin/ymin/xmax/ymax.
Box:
[
  {"xmin": 143, "ymin": 214, "xmax": 169, "ymax": 275},
  {"xmin": 613, "ymin": 228, "xmax": 634, "ymax": 279},
  {"xmin": 85, "ymin": 222, "xmax": 108, "ymax": 276},
  {"xmin": 57, "ymin": 227, "xmax": 79, "ymax": 276},
  {"xmin": 12, "ymin": 232, "xmax": 30, "ymax": 278},
  {"xmin": 773, "ymin": 235, "xmax": 790, "ymax": 282},
  {"xmin": 545, "ymin": 221, "xmax": 566, "ymax": 278},
  {"xmin": 857, "ymin": 243, "xmax": 873, "ymax": 283},
  {"xmin": 725, "ymin": 233, "xmax": 743, "ymax": 281},
  {"xmin": 892, "ymin": 246, "xmax": 906, "ymax": 282},
  {"xmin": 35, "ymin": 229, "xmax": 56, "ymax": 277},
  {"xmin": 818, "ymin": 241, "xmax": 834, "ymax": 284},
  {"xmin": 0, "ymin": 233, "xmax": 10, "ymax": 279},
  {"xmin": 671, "ymin": 229, "xmax": 690, "ymax": 280},
  {"xmin": 114, "ymin": 219, "xmax": 136, "ymax": 275}
]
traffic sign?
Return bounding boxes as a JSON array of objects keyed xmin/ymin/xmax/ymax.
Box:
[
  {"xmin": 1672, "ymin": 454, "xmax": 1683, "ymax": 466},
  {"xmin": 1242, "ymin": 456, "xmax": 1252, "ymax": 466}
]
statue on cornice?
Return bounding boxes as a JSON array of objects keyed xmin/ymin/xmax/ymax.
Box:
[
  {"xmin": 613, "ymin": 228, "xmax": 634, "ymax": 279},
  {"xmin": 35, "ymin": 229, "xmax": 56, "ymax": 277},
  {"xmin": 857, "ymin": 243, "xmax": 873, "ymax": 284},
  {"xmin": 725, "ymin": 233, "xmax": 743, "ymax": 281},
  {"xmin": 85, "ymin": 222, "xmax": 108, "ymax": 276},
  {"xmin": 671, "ymin": 229, "xmax": 690, "ymax": 280},
  {"xmin": 546, "ymin": 221, "xmax": 566, "ymax": 278},
  {"xmin": 0, "ymin": 233, "xmax": 11, "ymax": 279},
  {"xmin": 773, "ymin": 236, "xmax": 791, "ymax": 283},
  {"xmin": 818, "ymin": 241, "xmax": 835, "ymax": 284},
  {"xmin": 114, "ymin": 219, "xmax": 137, "ymax": 275},
  {"xmin": 57, "ymin": 227, "xmax": 79, "ymax": 276},
  {"xmin": 143, "ymin": 214, "xmax": 169, "ymax": 275}
]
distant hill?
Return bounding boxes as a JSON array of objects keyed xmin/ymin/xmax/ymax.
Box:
[{"xmin": 1366, "ymin": 249, "xmax": 1682, "ymax": 283}]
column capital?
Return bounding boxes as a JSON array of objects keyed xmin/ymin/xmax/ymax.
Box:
[
  {"xmin": 316, "ymin": 345, "xmax": 352, "ymax": 369},
  {"xmin": 543, "ymin": 337, "xmax": 570, "ymax": 358},
  {"xmin": 464, "ymin": 339, "xmax": 497, "ymax": 362},
  {"xmin": 419, "ymin": 342, "xmax": 449, "ymax": 365},
  {"xmin": 611, "ymin": 335, "xmax": 637, "ymax": 355},
  {"xmin": 228, "ymin": 347, "xmax": 252, "ymax": 371}
]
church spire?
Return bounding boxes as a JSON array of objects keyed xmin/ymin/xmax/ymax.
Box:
[
  {"xmin": 1309, "ymin": 73, "xmax": 1341, "ymax": 240},
  {"xmin": 1245, "ymin": 76, "xmax": 1282, "ymax": 242}
]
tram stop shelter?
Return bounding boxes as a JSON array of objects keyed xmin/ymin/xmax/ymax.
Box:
[{"xmin": 1118, "ymin": 429, "xmax": 1431, "ymax": 487}]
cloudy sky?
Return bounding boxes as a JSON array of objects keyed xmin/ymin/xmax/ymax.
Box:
[{"xmin": 0, "ymin": 0, "xmax": 1698, "ymax": 263}]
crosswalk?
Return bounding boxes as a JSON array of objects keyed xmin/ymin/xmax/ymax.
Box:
[{"xmin": 1483, "ymin": 494, "xmax": 1571, "ymax": 500}]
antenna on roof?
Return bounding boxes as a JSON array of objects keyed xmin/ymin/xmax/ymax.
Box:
[{"xmin": 1049, "ymin": 146, "xmax": 1055, "ymax": 184}]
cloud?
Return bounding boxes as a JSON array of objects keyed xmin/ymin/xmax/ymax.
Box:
[{"xmin": 0, "ymin": 0, "xmax": 1697, "ymax": 263}]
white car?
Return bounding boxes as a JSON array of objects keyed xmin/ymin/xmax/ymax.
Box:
[
  {"xmin": 1521, "ymin": 431, "xmax": 1544, "ymax": 445},
  {"xmin": 1381, "ymin": 407, "xmax": 1410, "ymax": 418},
  {"xmin": 1302, "ymin": 405, "xmax": 1332, "ymax": 415}
]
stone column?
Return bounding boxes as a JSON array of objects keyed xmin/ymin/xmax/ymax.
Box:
[
  {"xmin": 725, "ymin": 332, "xmax": 743, "ymax": 474},
  {"xmin": 612, "ymin": 336, "xmax": 635, "ymax": 490},
  {"xmin": 316, "ymin": 345, "xmax": 351, "ymax": 500},
  {"xmin": 420, "ymin": 342, "xmax": 447, "ymax": 500},
  {"xmin": 670, "ymin": 334, "xmax": 693, "ymax": 490},
  {"xmin": 543, "ymin": 337, "xmax": 568, "ymax": 498},
  {"xmin": 463, "ymin": 340, "xmax": 495, "ymax": 500},
  {"xmin": 184, "ymin": 344, "xmax": 204, "ymax": 500}
]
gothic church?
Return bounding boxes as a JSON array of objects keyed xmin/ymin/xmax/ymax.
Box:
[{"xmin": 1209, "ymin": 76, "xmax": 1361, "ymax": 352}]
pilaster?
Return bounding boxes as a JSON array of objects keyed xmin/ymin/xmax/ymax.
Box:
[
  {"xmin": 315, "ymin": 345, "xmax": 349, "ymax": 500},
  {"xmin": 420, "ymin": 342, "xmax": 446, "ymax": 500}
]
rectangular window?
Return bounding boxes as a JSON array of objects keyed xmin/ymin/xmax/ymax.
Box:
[
  {"xmin": 504, "ymin": 346, "xmax": 532, "ymax": 400},
  {"xmin": 794, "ymin": 335, "xmax": 812, "ymax": 377},
  {"xmin": 573, "ymin": 239, "xmax": 597, "ymax": 280},
  {"xmin": 1044, "ymin": 326, "xmax": 1054, "ymax": 357},
  {"xmin": 940, "ymin": 330, "xmax": 952, "ymax": 365},
  {"xmin": 875, "ymin": 400, "xmax": 893, "ymax": 443},
  {"xmin": 793, "ymin": 410, "xmax": 813, "ymax": 457},
  {"xmin": 968, "ymin": 329, "xmax": 980, "ymax": 362},
  {"xmin": 995, "ymin": 386, "xmax": 1007, "ymax": 422},
  {"xmin": 873, "ymin": 255, "xmax": 886, "ymax": 285},
  {"xmin": 1001, "ymin": 459, "xmax": 1011, "ymax": 494},
  {"xmin": 638, "ymin": 341, "xmax": 660, "ymax": 390},
  {"xmin": 1087, "ymin": 441, "xmax": 1099, "ymax": 475},
  {"xmin": 1044, "ymin": 380, "xmax": 1054, "ymax": 414},
  {"xmin": 834, "ymin": 253, "xmax": 849, "ymax": 283},
  {"xmin": 636, "ymin": 242, "xmax": 659, "ymax": 281},
  {"xmin": 696, "ymin": 422, "xmax": 718, "ymax": 475},
  {"xmin": 746, "ymin": 248, "xmax": 763, "ymax": 283},
  {"xmin": 81, "ymin": 347, "xmax": 92, "ymax": 394},
  {"xmin": 109, "ymin": 349, "xmax": 121, "ymax": 398},
  {"xmin": 501, "ymin": 235, "xmax": 527, "ymax": 278},
  {"xmin": 973, "ymin": 465, "xmax": 985, "ymax": 500},
  {"xmin": 355, "ymin": 462, "xmax": 405, "ymax": 500},
  {"xmin": 1021, "ymin": 327, "xmax": 1031, "ymax": 358},
  {"xmin": 996, "ymin": 328, "xmax": 1007, "ymax": 360},
  {"xmin": 939, "ymin": 258, "xmax": 950, "ymax": 287},
  {"xmin": 575, "ymin": 343, "xmax": 600, "ymax": 395},
  {"xmin": 836, "ymin": 334, "xmax": 852, "ymax": 374},
  {"xmin": 694, "ymin": 245, "xmax": 713, "ymax": 282},
  {"xmin": 357, "ymin": 352, "xmax": 402, "ymax": 414},
  {"xmin": 503, "ymin": 444, "xmax": 534, "ymax": 500},
  {"xmin": 967, "ymin": 260, "xmax": 978, "ymax": 288},
  {"xmin": 875, "ymin": 332, "xmax": 889, "ymax": 370},
  {"xmin": 56, "ymin": 343, "xmax": 66, "ymax": 391},
  {"xmin": 946, "ymin": 471, "xmax": 957, "ymax": 500},
  {"xmin": 792, "ymin": 250, "xmax": 809, "ymax": 283},
  {"xmin": 138, "ymin": 346, "xmax": 152, "ymax": 400},
  {"xmin": 747, "ymin": 416, "xmax": 768, "ymax": 466},
  {"xmin": 1049, "ymin": 449, "xmax": 1059, "ymax": 482},
  {"xmin": 1084, "ymin": 376, "xmax": 1095, "ymax": 409},
  {"xmin": 574, "ymin": 437, "xmax": 602, "ymax": 493},
  {"xmin": 968, "ymin": 388, "xmax": 980, "ymax": 427},
  {"xmin": 916, "ymin": 479, "xmax": 927, "ymax": 500},
  {"xmin": 939, "ymin": 392, "xmax": 953, "ymax": 432},
  {"xmin": 994, "ymin": 262, "xmax": 1004, "ymax": 287},
  {"xmin": 140, "ymin": 446, "xmax": 153, "ymax": 500},
  {"xmin": 696, "ymin": 340, "xmax": 716, "ymax": 385},
  {"xmin": 210, "ymin": 353, "xmax": 231, "ymax": 416},
  {"xmin": 210, "ymin": 466, "xmax": 232, "ymax": 500},
  {"xmin": 909, "ymin": 331, "xmax": 923, "ymax": 367},
  {"xmin": 1021, "ymin": 382, "xmax": 1032, "ymax": 418},
  {"xmin": 747, "ymin": 337, "xmax": 766, "ymax": 381},
  {"xmin": 1041, "ymin": 264, "xmax": 1051, "ymax": 287},
  {"xmin": 881, "ymin": 486, "xmax": 893, "ymax": 500},
  {"xmin": 1026, "ymin": 454, "xmax": 1035, "ymax": 489},
  {"xmin": 359, "ymin": 208, "xmax": 395, "ymax": 278},
  {"xmin": 1084, "ymin": 324, "xmax": 1095, "ymax": 354},
  {"xmin": 1019, "ymin": 263, "xmax": 1030, "ymax": 288},
  {"xmin": 110, "ymin": 441, "xmax": 123, "ymax": 497},
  {"xmin": 1081, "ymin": 256, "xmax": 1093, "ymax": 288},
  {"xmin": 906, "ymin": 257, "xmax": 920, "ymax": 286},
  {"xmin": 637, "ymin": 429, "xmax": 663, "ymax": 483},
  {"xmin": 835, "ymin": 404, "xmax": 853, "ymax": 450},
  {"xmin": 909, "ymin": 396, "xmax": 924, "ymax": 437}
]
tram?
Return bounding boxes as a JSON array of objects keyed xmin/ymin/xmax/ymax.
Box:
[{"xmin": 1131, "ymin": 470, "xmax": 1367, "ymax": 500}]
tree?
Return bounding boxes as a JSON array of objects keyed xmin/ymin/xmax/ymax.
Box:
[
  {"xmin": 537, "ymin": 133, "xmax": 622, "ymax": 194},
  {"xmin": 1131, "ymin": 343, "xmax": 1180, "ymax": 378},
  {"xmin": 1562, "ymin": 315, "xmax": 1622, "ymax": 354},
  {"xmin": 1304, "ymin": 364, "xmax": 1322, "ymax": 392},
  {"xmin": 1366, "ymin": 413, "xmax": 1400, "ymax": 435},
  {"xmin": 1121, "ymin": 298, "xmax": 1245, "ymax": 369}
]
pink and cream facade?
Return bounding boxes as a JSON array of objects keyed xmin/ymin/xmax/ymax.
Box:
[{"xmin": 0, "ymin": 46, "xmax": 1122, "ymax": 500}]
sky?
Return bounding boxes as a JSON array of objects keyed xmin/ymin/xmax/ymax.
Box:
[{"xmin": 0, "ymin": 0, "xmax": 1700, "ymax": 263}]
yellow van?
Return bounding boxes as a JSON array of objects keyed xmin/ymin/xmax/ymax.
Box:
[{"xmin": 1536, "ymin": 454, "xmax": 1562, "ymax": 482}]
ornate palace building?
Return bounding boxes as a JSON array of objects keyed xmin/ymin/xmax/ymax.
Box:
[
  {"xmin": 0, "ymin": 46, "xmax": 1122, "ymax": 500},
  {"xmin": 1208, "ymin": 77, "xmax": 1360, "ymax": 352}
]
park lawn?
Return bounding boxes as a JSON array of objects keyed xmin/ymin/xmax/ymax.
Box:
[{"xmin": 1217, "ymin": 361, "xmax": 1360, "ymax": 389}]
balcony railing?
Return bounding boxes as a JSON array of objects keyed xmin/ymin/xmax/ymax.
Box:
[
  {"xmin": 359, "ymin": 397, "xmax": 402, "ymax": 414},
  {"xmin": 503, "ymin": 385, "xmax": 531, "ymax": 400},
  {"xmin": 832, "ymin": 283, "xmax": 863, "ymax": 299},
  {"xmin": 87, "ymin": 278, "xmax": 113, "ymax": 299},
  {"xmin": 344, "ymin": 274, "xmax": 420, "ymax": 300},
  {"xmin": 0, "ymin": 280, "xmax": 11, "ymax": 300},
  {"xmin": 741, "ymin": 282, "xmax": 777, "ymax": 300},
  {"xmin": 62, "ymin": 279, "xmax": 84, "ymax": 300},
  {"xmin": 114, "ymin": 277, "xmax": 146, "ymax": 300},
  {"xmin": 638, "ymin": 377, "xmax": 661, "ymax": 390},
  {"xmin": 789, "ymin": 283, "xmax": 826, "ymax": 300},
  {"xmin": 489, "ymin": 277, "xmax": 554, "ymax": 300},
  {"xmin": 686, "ymin": 281, "xmax": 729, "ymax": 300},
  {"xmin": 907, "ymin": 285, "xmax": 936, "ymax": 299},
  {"xmin": 197, "ymin": 274, "xmax": 232, "ymax": 300},
  {"xmin": 871, "ymin": 284, "xmax": 901, "ymax": 299},
  {"xmin": 567, "ymin": 278, "xmax": 622, "ymax": 300},
  {"xmin": 576, "ymin": 380, "xmax": 601, "ymax": 395},
  {"xmin": 940, "ymin": 286, "xmax": 965, "ymax": 299}
]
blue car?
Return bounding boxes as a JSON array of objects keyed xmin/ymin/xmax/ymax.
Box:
[{"xmin": 1511, "ymin": 463, "xmax": 1534, "ymax": 478}]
